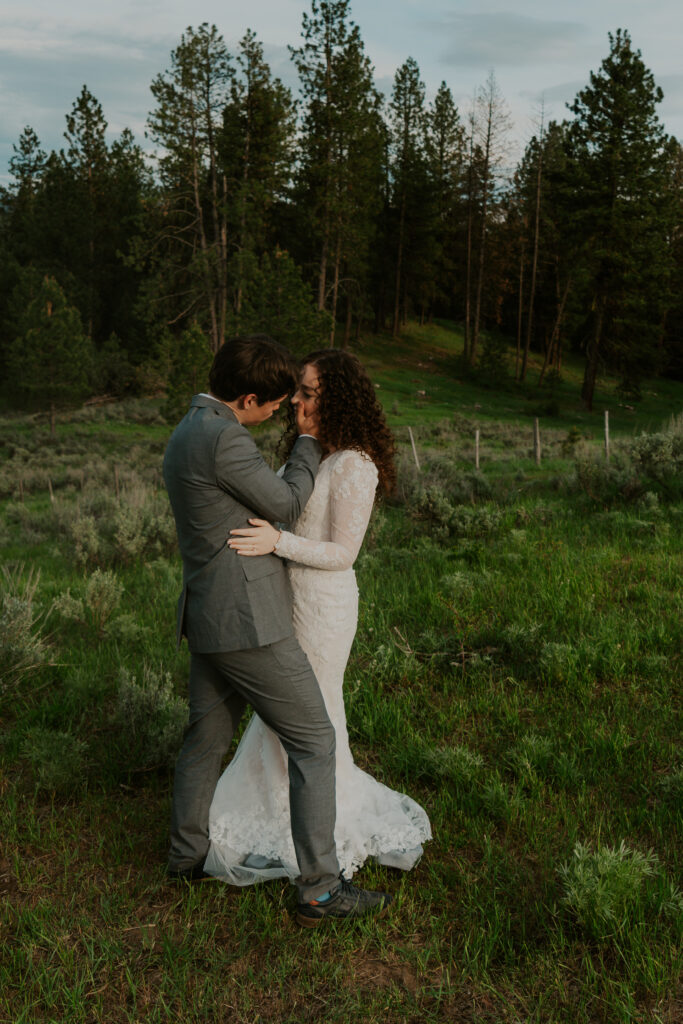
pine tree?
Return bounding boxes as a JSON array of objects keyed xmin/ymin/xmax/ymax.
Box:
[
  {"xmin": 162, "ymin": 322, "xmax": 213, "ymax": 423},
  {"xmin": 221, "ymin": 30, "xmax": 296, "ymax": 324},
  {"xmin": 147, "ymin": 24, "xmax": 233, "ymax": 352},
  {"xmin": 8, "ymin": 276, "xmax": 94, "ymax": 433},
  {"xmin": 232, "ymin": 248, "xmax": 332, "ymax": 355},
  {"xmin": 5, "ymin": 127, "xmax": 47, "ymax": 265},
  {"xmin": 566, "ymin": 29, "xmax": 676, "ymax": 408},
  {"xmin": 425, "ymin": 82, "xmax": 466, "ymax": 321},
  {"xmin": 61, "ymin": 87, "xmax": 110, "ymax": 339},
  {"xmin": 661, "ymin": 142, "xmax": 683, "ymax": 379},
  {"xmin": 291, "ymin": 0, "xmax": 385, "ymax": 343},
  {"xmin": 469, "ymin": 72, "xmax": 511, "ymax": 365},
  {"xmin": 2, "ymin": 97, "xmax": 149, "ymax": 365},
  {"xmin": 388, "ymin": 57, "xmax": 428, "ymax": 337},
  {"xmin": 0, "ymin": 128, "xmax": 47, "ymax": 378}
]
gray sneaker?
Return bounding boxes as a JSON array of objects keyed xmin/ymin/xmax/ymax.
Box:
[{"xmin": 296, "ymin": 876, "xmax": 392, "ymax": 928}]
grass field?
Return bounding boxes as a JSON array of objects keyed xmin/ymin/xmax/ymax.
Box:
[{"xmin": 1, "ymin": 325, "xmax": 681, "ymax": 1023}]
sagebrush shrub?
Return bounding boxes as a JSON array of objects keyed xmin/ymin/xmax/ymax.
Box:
[
  {"xmin": 114, "ymin": 665, "xmax": 187, "ymax": 771},
  {"xmin": 658, "ymin": 765, "xmax": 683, "ymax": 805},
  {"xmin": 22, "ymin": 726, "xmax": 88, "ymax": 794},
  {"xmin": 571, "ymin": 421, "xmax": 683, "ymax": 505},
  {"xmin": 573, "ymin": 444, "xmax": 641, "ymax": 505},
  {"xmin": 0, "ymin": 565, "xmax": 52, "ymax": 695},
  {"xmin": 630, "ymin": 430, "xmax": 683, "ymax": 496},
  {"xmin": 55, "ymin": 479, "xmax": 176, "ymax": 569},
  {"xmin": 53, "ymin": 569, "xmax": 124, "ymax": 636},
  {"xmin": 412, "ymin": 487, "xmax": 455, "ymax": 539},
  {"xmin": 559, "ymin": 840, "xmax": 660, "ymax": 941}
]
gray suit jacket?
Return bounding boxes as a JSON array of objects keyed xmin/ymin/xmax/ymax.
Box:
[{"xmin": 163, "ymin": 395, "xmax": 322, "ymax": 653}]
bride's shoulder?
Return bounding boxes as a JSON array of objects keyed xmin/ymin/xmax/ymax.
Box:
[{"xmin": 332, "ymin": 448, "xmax": 378, "ymax": 480}]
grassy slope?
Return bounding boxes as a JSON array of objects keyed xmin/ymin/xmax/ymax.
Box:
[
  {"xmin": 1, "ymin": 325, "xmax": 682, "ymax": 1024},
  {"xmin": 360, "ymin": 320, "xmax": 681, "ymax": 433}
]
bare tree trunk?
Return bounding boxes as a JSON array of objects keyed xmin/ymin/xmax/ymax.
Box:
[
  {"xmin": 343, "ymin": 293, "xmax": 352, "ymax": 350},
  {"xmin": 235, "ymin": 111, "xmax": 252, "ymax": 322},
  {"xmin": 393, "ymin": 192, "xmax": 406, "ymax": 337},
  {"xmin": 582, "ymin": 303, "xmax": 603, "ymax": 411},
  {"xmin": 471, "ymin": 73, "xmax": 510, "ymax": 367},
  {"xmin": 191, "ymin": 139, "xmax": 219, "ymax": 352},
  {"xmin": 538, "ymin": 274, "xmax": 571, "ymax": 385},
  {"xmin": 471, "ymin": 152, "xmax": 489, "ymax": 365},
  {"xmin": 463, "ymin": 109, "xmax": 476, "ymax": 363},
  {"xmin": 515, "ymin": 235, "xmax": 525, "ymax": 380},
  {"xmin": 317, "ymin": 38, "xmax": 335, "ymax": 312},
  {"xmin": 317, "ymin": 226, "xmax": 329, "ymax": 310},
  {"xmin": 520, "ymin": 124, "xmax": 543, "ymax": 382},
  {"xmin": 464, "ymin": 198, "xmax": 473, "ymax": 361},
  {"xmin": 205, "ymin": 88, "xmax": 227, "ymax": 351},
  {"xmin": 329, "ymin": 230, "xmax": 342, "ymax": 347}
]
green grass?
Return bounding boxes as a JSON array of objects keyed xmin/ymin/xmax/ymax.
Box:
[
  {"xmin": 1, "ymin": 323, "xmax": 682, "ymax": 1023},
  {"xmin": 360, "ymin": 320, "xmax": 683, "ymax": 438}
]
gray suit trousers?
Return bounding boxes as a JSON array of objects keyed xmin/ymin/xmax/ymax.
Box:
[{"xmin": 169, "ymin": 635, "xmax": 340, "ymax": 901}]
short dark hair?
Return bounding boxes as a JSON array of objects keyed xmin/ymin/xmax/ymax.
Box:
[{"xmin": 209, "ymin": 335, "xmax": 298, "ymax": 404}]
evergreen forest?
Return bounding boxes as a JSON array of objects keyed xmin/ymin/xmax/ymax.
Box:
[{"xmin": 1, "ymin": 7, "xmax": 681, "ymax": 419}]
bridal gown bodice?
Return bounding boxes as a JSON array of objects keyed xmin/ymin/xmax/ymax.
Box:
[{"xmin": 204, "ymin": 449, "xmax": 431, "ymax": 885}]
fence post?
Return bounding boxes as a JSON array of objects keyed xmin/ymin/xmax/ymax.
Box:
[
  {"xmin": 475, "ymin": 428, "xmax": 480, "ymax": 470},
  {"xmin": 533, "ymin": 418, "xmax": 541, "ymax": 466},
  {"xmin": 47, "ymin": 477, "xmax": 54, "ymax": 504},
  {"xmin": 114, "ymin": 466, "xmax": 120, "ymax": 499},
  {"xmin": 408, "ymin": 426, "xmax": 421, "ymax": 471},
  {"xmin": 604, "ymin": 410, "xmax": 610, "ymax": 463}
]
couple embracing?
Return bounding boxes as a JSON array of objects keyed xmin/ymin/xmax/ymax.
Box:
[{"xmin": 163, "ymin": 335, "xmax": 430, "ymax": 927}]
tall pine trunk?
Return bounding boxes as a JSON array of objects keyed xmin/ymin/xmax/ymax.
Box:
[
  {"xmin": 538, "ymin": 274, "xmax": 571, "ymax": 385},
  {"xmin": 343, "ymin": 294, "xmax": 352, "ymax": 350},
  {"xmin": 329, "ymin": 229, "xmax": 342, "ymax": 346},
  {"xmin": 393, "ymin": 192, "xmax": 406, "ymax": 337},
  {"xmin": 515, "ymin": 236, "xmax": 525, "ymax": 380},
  {"xmin": 581, "ymin": 303, "xmax": 603, "ymax": 410},
  {"xmin": 471, "ymin": 161, "xmax": 489, "ymax": 365},
  {"xmin": 520, "ymin": 143, "xmax": 542, "ymax": 381},
  {"xmin": 463, "ymin": 124, "xmax": 475, "ymax": 363},
  {"xmin": 191, "ymin": 132, "xmax": 219, "ymax": 352}
]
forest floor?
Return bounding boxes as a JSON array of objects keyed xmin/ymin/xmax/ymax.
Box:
[{"xmin": 1, "ymin": 323, "xmax": 681, "ymax": 1023}]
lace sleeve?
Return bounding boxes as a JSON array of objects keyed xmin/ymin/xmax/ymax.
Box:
[{"xmin": 274, "ymin": 451, "xmax": 378, "ymax": 570}]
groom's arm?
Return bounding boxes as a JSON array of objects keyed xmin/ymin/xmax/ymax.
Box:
[{"xmin": 214, "ymin": 425, "xmax": 322, "ymax": 523}]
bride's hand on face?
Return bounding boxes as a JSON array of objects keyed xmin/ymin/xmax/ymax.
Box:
[{"xmin": 228, "ymin": 519, "xmax": 280, "ymax": 556}]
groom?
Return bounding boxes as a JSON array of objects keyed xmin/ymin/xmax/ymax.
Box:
[{"xmin": 163, "ymin": 334, "xmax": 391, "ymax": 926}]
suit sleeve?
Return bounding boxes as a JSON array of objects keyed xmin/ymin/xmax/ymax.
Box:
[{"xmin": 214, "ymin": 425, "xmax": 322, "ymax": 523}]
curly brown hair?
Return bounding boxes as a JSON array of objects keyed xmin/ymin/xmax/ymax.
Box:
[{"xmin": 279, "ymin": 349, "xmax": 397, "ymax": 495}]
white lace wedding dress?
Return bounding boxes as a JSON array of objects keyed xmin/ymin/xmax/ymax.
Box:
[{"xmin": 204, "ymin": 448, "xmax": 431, "ymax": 885}]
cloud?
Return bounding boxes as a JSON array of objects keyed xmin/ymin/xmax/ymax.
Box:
[
  {"xmin": 0, "ymin": 20, "xmax": 303, "ymax": 182},
  {"xmin": 658, "ymin": 74, "xmax": 683, "ymax": 122},
  {"xmin": 431, "ymin": 12, "xmax": 589, "ymax": 70},
  {"xmin": 0, "ymin": 20, "xmax": 175, "ymax": 180}
]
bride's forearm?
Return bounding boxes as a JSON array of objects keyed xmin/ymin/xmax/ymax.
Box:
[{"xmin": 274, "ymin": 530, "xmax": 355, "ymax": 571}]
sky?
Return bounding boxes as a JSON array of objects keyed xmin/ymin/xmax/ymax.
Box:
[{"xmin": 1, "ymin": 0, "xmax": 681, "ymax": 182}]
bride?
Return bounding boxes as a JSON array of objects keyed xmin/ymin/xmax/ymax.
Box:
[{"xmin": 203, "ymin": 349, "xmax": 431, "ymax": 885}]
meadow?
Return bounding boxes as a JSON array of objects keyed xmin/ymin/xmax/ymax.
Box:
[{"xmin": 1, "ymin": 325, "xmax": 681, "ymax": 1023}]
